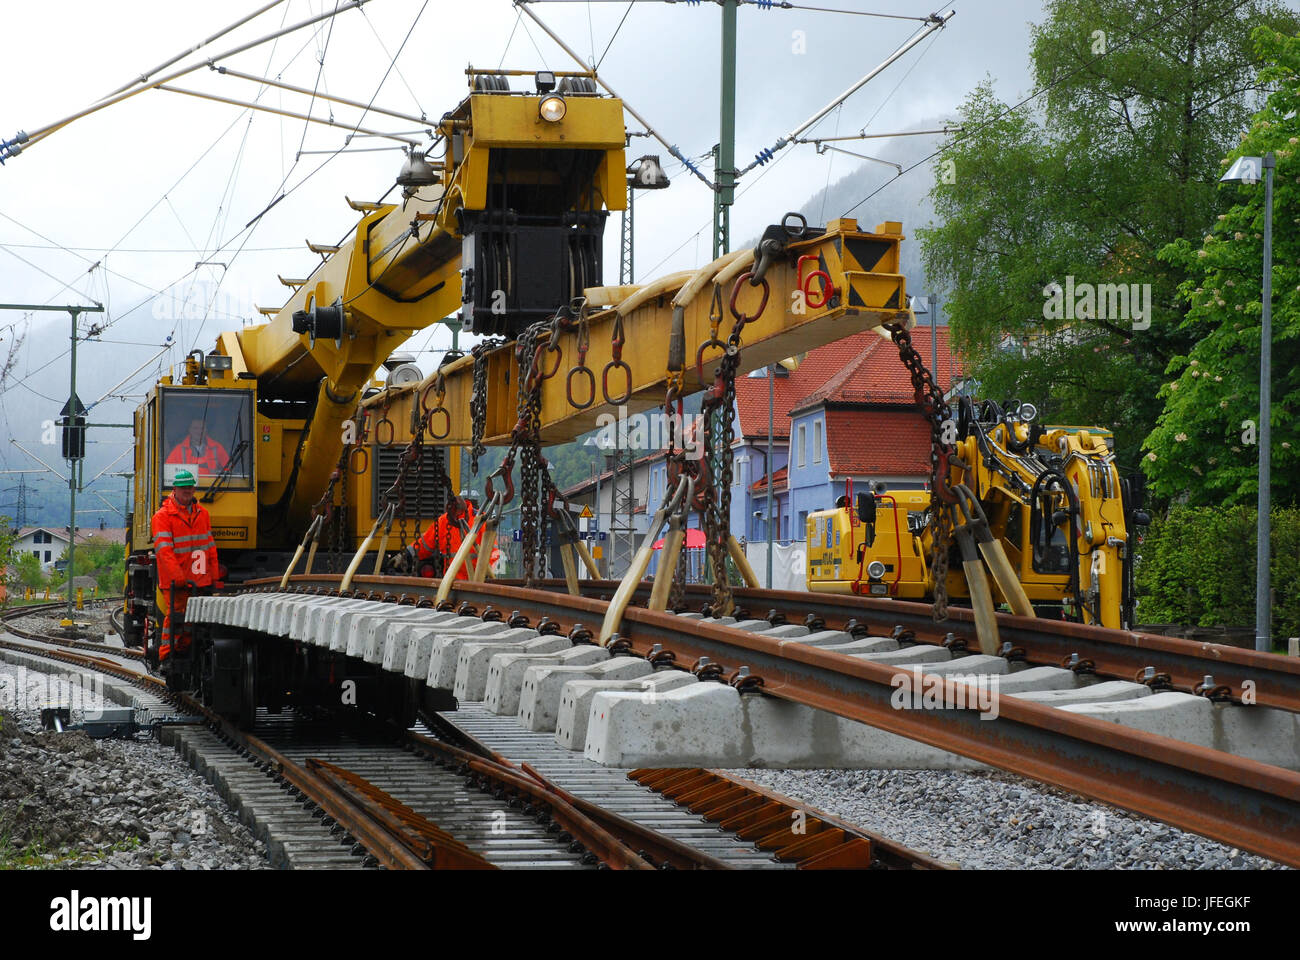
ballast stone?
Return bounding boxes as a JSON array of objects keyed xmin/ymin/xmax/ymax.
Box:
[
  {"xmin": 484, "ymin": 645, "xmax": 609, "ymax": 716},
  {"xmin": 517, "ymin": 656, "xmax": 653, "ymax": 732},
  {"xmin": 584, "ymin": 683, "xmax": 745, "ymax": 767},
  {"xmin": 554, "ymin": 671, "xmax": 699, "ymax": 751}
]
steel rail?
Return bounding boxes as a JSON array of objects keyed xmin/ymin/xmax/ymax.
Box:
[
  {"xmin": 0, "ymin": 632, "xmax": 431, "ymax": 868},
  {"xmin": 2, "ymin": 597, "xmax": 145, "ymax": 661},
  {"xmin": 0, "ymin": 625, "xmax": 684, "ymax": 870},
  {"xmin": 630, "ymin": 768, "xmax": 950, "ymax": 869},
  {"xmin": 254, "ymin": 575, "xmax": 1300, "ymax": 867},
  {"xmin": 720, "ymin": 586, "xmax": 1300, "ymax": 713},
  {"xmin": 412, "ymin": 712, "xmax": 730, "ymax": 870},
  {"xmin": 482, "ymin": 578, "xmax": 1300, "ymax": 714}
]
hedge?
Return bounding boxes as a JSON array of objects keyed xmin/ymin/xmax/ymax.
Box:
[{"xmin": 1135, "ymin": 506, "xmax": 1300, "ymax": 647}]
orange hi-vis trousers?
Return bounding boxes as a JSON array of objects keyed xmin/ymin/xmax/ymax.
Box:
[{"xmin": 155, "ymin": 585, "xmax": 192, "ymax": 662}]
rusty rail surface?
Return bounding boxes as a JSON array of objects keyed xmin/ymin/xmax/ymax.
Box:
[
  {"xmin": 246, "ymin": 575, "xmax": 1300, "ymax": 868},
  {"xmin": 629, "ymin": 768, "xmax": 950, "ymax": 869},
  {"xmin": 0, "ymin": 627, "xmax": 706, "ymax": 870},
  {"xmin": 492, "ymin": 579, "xmax": 1300, "ymax": 713},
  {"xmin": 2, "ymin": 598, "xmax": 145, "ymax": 662}
]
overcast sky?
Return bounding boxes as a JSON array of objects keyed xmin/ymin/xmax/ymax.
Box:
[{"xmin": 0, "ymin": 0, "xmax": 1106, "ymax": 496}]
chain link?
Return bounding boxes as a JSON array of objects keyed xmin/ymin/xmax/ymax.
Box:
[
  {"xmin": 700, "ymin": 281, "xmax": 746, "ymax": 616},
  {"xmin": 514, "ymin": 322, "xmax": 551, "ymax": 587},
  {"xmin": 469, "ymin": 338, "xmax": 504, "ymax": 476},
  {"xmin": 882, "ymin": 320, "xmax": 956, "ymax": 620}
]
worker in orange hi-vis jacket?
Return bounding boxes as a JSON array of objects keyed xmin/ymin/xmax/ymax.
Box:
[
  {"xmin": 165, "ymin": 417, "xmax": 230, "ymax": 476},
  {"xmin": 151, "ymin": 469, "xmax": 219, "ymax": 663},
  {"xmin": 392, "ymin": 490, "xmax": 499, "ymax": 580}
]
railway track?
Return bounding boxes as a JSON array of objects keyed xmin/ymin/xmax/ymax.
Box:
[
  {"xmin": 186, "ymin": 576, "xmax": 1300, "ymax": 868},
  {"xmin": 1, "ymin": 603, "xmax": 939, "ymax": 869}
]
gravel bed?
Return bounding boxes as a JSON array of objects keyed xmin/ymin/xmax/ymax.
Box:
[
  {"xmin": 6, "ymin": 605, "xmax": 118, "ymax": 644},
  {"xmin": 0, "ymin": 663, "xmax": 268, "ymax": 870},
  {"xmin": 738, "ymin": 767, "xmax": 1289, "ymax": 870}
]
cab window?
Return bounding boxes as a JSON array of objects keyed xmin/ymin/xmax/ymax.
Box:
[{"xmin": 159, "ymin": 388, "xmax": 253, "ymax": 490}]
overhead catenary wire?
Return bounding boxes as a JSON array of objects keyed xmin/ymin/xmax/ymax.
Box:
[
  {"xmin": 97, "ymin": 0, "xmax": 291, "ymax": 100},
  {"xmin": 212, "ymin": 64, "xmax": 431, "ymax": 126},
  {"xmin": 515, "ymin": 1, "xmax": 715, "ymax": 190},
  {"xmin": 156, "ymin": 85, "xmax": 423, "ymax": 144},
  {"xmin": 739, "ymin": 8, "xmax": 955, "ymax": 176},
  {"xmin": 183, "ymin": 0, "xmax": 434, "ymax": 357},
  {"xmin": 7, "ymin": 0, "xmax": 374, "ymax": 155}
]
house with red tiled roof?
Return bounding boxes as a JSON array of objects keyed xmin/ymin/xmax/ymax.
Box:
[{"xmin": 727, "ymin": 325, "xmax": 957, "ymax": 543}]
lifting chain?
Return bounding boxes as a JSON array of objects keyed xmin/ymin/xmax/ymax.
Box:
[
  {"xmin": 663, "ymin": 365, "xmax": 690, "ymax": 613},
  {"xmin": 698, "ymin": 274, "xmax": 761, "ymax": 616},
  {"xmin": 515, "ymin": 320, "xmax": 553, "ymax": 587},
  {"xmin": 469, "ymin": 338, "xmax": 504, "ymax": 476},
  {"xmin": 378, "ymin": 398, "xmax": 427, "ymax": 551},
  {"xmin": 882, "ymin": 319, "xmax": 958, "ymax": 621},
  {"xmin": 313, "ymin": 419, "xmax": 358, "ymax": 575}
]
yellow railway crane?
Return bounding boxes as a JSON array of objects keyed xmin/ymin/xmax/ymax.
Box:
[
  {"xmin": 806, "ymin": 397, "xmax": 1151, "ymax": 639},
  {"xmin": 189, "ymin": 203, "xmax": 918, "ymax": 724},
  {"xmin": 122, "ymin": 70, "xmax": 627, "ymax": 665}
]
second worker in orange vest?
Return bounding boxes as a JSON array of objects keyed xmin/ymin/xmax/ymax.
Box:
[{"xmin": 397, "ymin": 494, "xmax": 499, "ymax": 579}]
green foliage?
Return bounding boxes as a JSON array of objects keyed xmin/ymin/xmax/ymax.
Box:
[
  {"xmin": 13, "ymin": 553, "xmax": 44, "ymax": 589},
  {"xmin": 1135, "ymin": 505, "xmax": 1300, "ymax": 645},
  {"xmin": 1145, "ymin": 27, "xmax": 1300, "ymax": 506},
  {"xmin": 920, "ymin": 0, "xmax": 1298, "ymax": 478},
  {"xmin": 0, "ymin": 516, "xmax": 18, "ymax": 600},
  {"xmin": 48, "ymin": 538, "xmax": 123, "ymax": 594}
]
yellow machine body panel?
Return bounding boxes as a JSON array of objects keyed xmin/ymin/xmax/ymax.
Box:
[{"xmin": 805, "ymin": 421, "xmax": 1132, "ymax": 628}]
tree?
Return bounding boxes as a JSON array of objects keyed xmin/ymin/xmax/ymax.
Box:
[
  {"xmin": 13, "ymin": 553, "xmax": 44, "ymax": 590},
  {"xmin": 1144, "ymin": 27, "xmax": 1300, "ymax": 506},
  {"xmin": 920, "ymin": 0, "xmax": 1299, "ymax": 478},
  {"xmin": 0, "ymin": 517, "xmax": 16, "ymax": 600}
]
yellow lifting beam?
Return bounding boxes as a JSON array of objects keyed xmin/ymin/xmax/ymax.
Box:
[{"xmin": 363, "ymin": 217, "xmax": 910, "ymax": 447}]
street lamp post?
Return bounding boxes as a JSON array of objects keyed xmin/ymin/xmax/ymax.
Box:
[{"xmin": 1221, "ymin": 153, "xmax": 1275, "ymax": 652}]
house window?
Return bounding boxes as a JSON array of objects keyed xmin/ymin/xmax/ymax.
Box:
[
  {"xmin": 44, "ymin": 551, "xmax": 50, "ymax": 562},
  {"xmin": 798, "ymin": 511, "xmax": 808, "ymax": 540},
  {"xmin": 797, "ymin": 424, "xmax": 806, "ymax": 467},
  {"xmin": 32, "ymin": 550, "xmax": 39, "ymax": 559},
  {"xmin": 813, "ymin": 420, "xmax": 823, "ymax": 463}
]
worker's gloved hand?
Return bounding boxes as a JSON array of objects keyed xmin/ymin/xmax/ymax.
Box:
[{"xmin": 385, "ymin": 545, "xmax": 416, "ymax": 574}]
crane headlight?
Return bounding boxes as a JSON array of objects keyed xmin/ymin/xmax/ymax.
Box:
[
  {"xmin": 539, "ymin": 95, "xmax": 567, "ymax": 123},
  {"xmin": 866, "ymin": 560, "xmax": 887, "ymax": 580}
]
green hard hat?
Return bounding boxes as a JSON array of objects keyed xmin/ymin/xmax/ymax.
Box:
[{"xmin": 173, "ymin": 469, "xmax": 197, "ymax": 488}]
